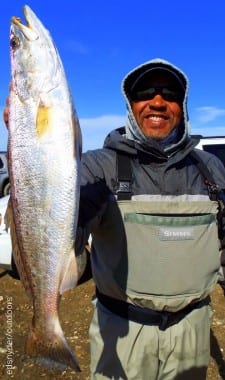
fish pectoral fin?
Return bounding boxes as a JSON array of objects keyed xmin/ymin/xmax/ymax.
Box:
[
  {"xmin": 59, "ymin": 251, "xmax": 78, "ymax": 294},
  {"xmin": 36, "ymin": 100, "xmax": 51, "ymax": 138}
]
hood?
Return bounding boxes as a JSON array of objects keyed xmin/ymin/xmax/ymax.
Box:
[{"xmin": 121, "ymin": 58, "xmax": 190, "ymax": 154}]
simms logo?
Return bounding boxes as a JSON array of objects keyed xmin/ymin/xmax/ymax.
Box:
[{"xmin": 159, "ymin": 227, "xmax": 194, "ymax": 241}]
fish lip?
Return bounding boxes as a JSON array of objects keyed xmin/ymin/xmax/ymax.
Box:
[{"xmin": 11, "ymin": 16, "xmax": 22, "ymax": 26}]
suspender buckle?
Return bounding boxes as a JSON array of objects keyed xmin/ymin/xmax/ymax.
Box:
[
  {"xmin": 116, "ymin": 181, "xmax": 132, "ymax": 200},
  {"xmin": 117, "ymin": 181, "xmax": 132, "ymax": 193}
]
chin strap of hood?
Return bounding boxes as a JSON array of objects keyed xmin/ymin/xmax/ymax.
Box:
[{"xmin": 121, "ymin": 58, "xmax": 191, "ymax": 153}]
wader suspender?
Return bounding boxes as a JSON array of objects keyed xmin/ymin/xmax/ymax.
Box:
[
  {"xmin": 116, "ymin": 153, "xmax": 132, "ymax": 200},
  {"xmin": 189, "ymin": 149, "xmax": 225, "ymax": 245},
  {"xmin": 189, "ymin": 150, "xmax": 221, "ymax": 201}
]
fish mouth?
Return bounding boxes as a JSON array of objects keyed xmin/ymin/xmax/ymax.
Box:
[
  {"xmin": 11, "ymin": 6, "xmax": 39, "ymax": 41},
  {"xmin": 10, "ymin": 5, "xmax": 61, "ymax": 93}
]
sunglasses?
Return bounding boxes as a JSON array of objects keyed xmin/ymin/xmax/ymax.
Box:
[{"xmin": 131, "ymin": 86, "xmax": 183, "ymax": 103}]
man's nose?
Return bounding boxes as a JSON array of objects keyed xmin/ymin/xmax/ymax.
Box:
[{"xmin": 148, "ymin": 94, "xmax": 167, "ymax": 109}]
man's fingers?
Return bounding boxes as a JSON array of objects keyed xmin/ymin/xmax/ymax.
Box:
[{"xmin": 3, "ymin": 105, "xmax": 9, "ymax": 129}]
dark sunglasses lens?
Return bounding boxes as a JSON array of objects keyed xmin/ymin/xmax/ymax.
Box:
[
  {"xmin": 132, "ymin": 88, "xmax": 155, "ymax": 101},
  {"xmin": 132, "ymin": 87, "xmax": 183, "ymax": 102},
  {"xmin": 161, "ymin": 88, "xmax": 180, "ymax": 101}
]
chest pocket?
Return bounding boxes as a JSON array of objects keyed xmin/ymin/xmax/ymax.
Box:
[{"xmin": 118, "ymin": 200, "xmax": 220, "ymax": 309}]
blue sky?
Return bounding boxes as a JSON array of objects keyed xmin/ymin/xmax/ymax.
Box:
[{"xmin": 1, "ymin": 1, "xmax": 225, "ymax": 152}]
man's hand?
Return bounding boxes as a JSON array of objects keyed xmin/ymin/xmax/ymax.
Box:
[{"xmin": 3, "ymin": 108, "xmax": 9, "ymax": 129}]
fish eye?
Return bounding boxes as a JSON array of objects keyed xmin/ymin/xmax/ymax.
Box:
[{"xmin": 10, "ymin": 36, "xmax": 20, "ymax": 50}]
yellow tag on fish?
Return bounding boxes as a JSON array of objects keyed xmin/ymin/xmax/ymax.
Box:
[{"xmin": 36, "ymin": 105, "xmax": 51, "ymax": 137}]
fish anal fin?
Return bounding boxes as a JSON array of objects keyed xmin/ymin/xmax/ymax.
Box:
[{"xmin": 59, "ymin": 250, "xmax": 78, "ymax": 294}]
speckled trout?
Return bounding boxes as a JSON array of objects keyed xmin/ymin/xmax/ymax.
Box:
[{"xmin": 7, "ymin": 5, "xmax": 82, "ymax": 371}]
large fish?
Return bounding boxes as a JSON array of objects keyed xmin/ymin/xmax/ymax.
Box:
[{"xmin": 7, "ymin": 5, "xmax": 82, "ymax": 371}]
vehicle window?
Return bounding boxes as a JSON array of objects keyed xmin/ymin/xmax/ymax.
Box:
[
  {"xmin": 202, "ymin": 144, "xmax": 225, "ymax": 167},
  {"xmin": 0, "ymin": 158, "xmax": 3, "ymax": 169}
]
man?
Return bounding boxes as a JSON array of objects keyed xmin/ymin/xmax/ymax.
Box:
[
  {"xmin": 76, "ymin": 58, "xmax": 225, "ymax": 380},
  {"xmin": 4, "ymin": 58, "xmax": 225, "ymax": 379}
]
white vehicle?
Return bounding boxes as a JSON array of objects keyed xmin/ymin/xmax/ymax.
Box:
[
  {"xmin": 195, "ymin": 135, "xmax": 225, "ymax": 167},
  {"xmin": 0, "ymin": 136, "xmax": 225, "ymax": 276},
  {"xmin": 0, "ymin": 195, "xmax": 12, "ymax": 271},
  {"xmin": 0, "ymin": 152, "xmax": 10, "ymax": 197}
]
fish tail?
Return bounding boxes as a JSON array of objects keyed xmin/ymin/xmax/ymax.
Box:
[{"xmin": 25, "ymin": 327, "xmax": 81, "ymax": 372}]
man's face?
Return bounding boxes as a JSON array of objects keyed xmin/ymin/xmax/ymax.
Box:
[{"xmin": 130, "ymin": 71, "xmax": 183, "ymax": 140}]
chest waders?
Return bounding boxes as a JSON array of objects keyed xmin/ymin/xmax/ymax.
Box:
[
  {"xmin": 90, "ymin": 151, "xmax": 222, "ymax": 379},
  {"xmin": 95, "ymin": 151, "xmax": 222, "ymax": 326}
]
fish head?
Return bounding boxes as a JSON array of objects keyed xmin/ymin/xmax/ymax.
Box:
[{"xmin": 10, "ymin": 5, "xmax": 64, "ymax": 103}]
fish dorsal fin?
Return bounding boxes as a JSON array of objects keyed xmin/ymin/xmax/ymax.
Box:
[{"xmin": 59, "ymin": 250, "xmax": 78, "ymax": 294}]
